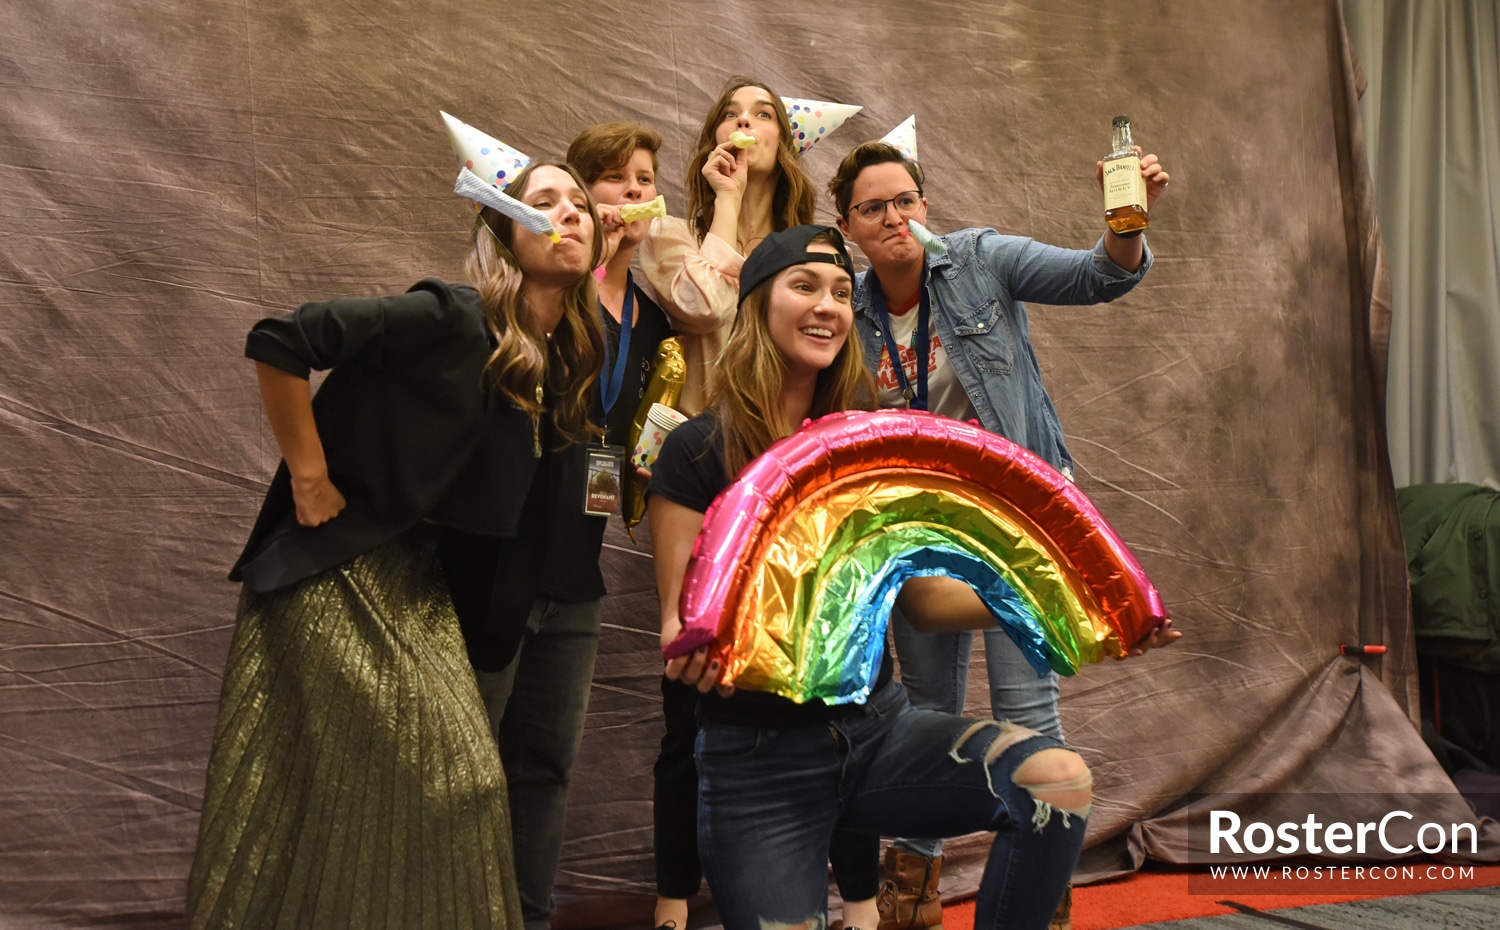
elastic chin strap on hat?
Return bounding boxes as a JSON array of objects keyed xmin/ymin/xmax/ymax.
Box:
[{"xmin": 477, "ymin": 213, "xmax": 520, "ymax": 267}]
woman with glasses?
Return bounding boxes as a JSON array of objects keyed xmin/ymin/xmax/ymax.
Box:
[
  {"xmin": 636, "ymin": 79, "xmax": 881, "ymax": 930},
  {"xmin": 825, "ymin": 141, "xmax": 1175, "ymax": 928},
  {"xmin": 652, "ymin": 225, "xmax": 1099, "ymax": 930}
]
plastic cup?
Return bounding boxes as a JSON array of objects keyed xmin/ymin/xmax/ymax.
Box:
[{"xmin": 633, "ymin": 403, "xmax": 689, "ymax": 471}]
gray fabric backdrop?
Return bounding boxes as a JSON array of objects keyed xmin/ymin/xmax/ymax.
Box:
[
  {"xmin": 1, "ymin": 1, "xmax": 1492, "ymax": 927},
  {"xmin": 1345, "ymin": 0, "xmax": 1500, "ymax": 488}
]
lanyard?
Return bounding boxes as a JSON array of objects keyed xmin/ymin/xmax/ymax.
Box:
[
  {"xmin": 872, "ymin": 265, "xmax": 930, "ymax": 411},
  {"xmin": 599, "ymin": 271, "xmax": 635, "ymax": 419}
]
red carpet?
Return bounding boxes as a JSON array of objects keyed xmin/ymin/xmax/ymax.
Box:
[{"xmin": 941, "ymin": 862, "xmax": 1500, "ymax": 929}]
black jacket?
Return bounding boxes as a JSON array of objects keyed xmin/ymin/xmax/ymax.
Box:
[{"xmin": 230, "ymin": 279, "xmax": 539, "ymax": 594}]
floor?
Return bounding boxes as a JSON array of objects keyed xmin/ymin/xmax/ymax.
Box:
[{"xmin": 1123, "ymin": 886, "xmax": 1500, "ymax": 929}]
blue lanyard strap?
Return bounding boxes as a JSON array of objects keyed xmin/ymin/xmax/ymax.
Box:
[
  {"xmin": 599, "ymin": 271, "xmax": 635, "ymax": 419},
  {"xmin": 871, "ymin": 265, "xmax": 930, "ymax": 411}
]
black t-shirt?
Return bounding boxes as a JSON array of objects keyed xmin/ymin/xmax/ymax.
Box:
[
  {"xmin": 649, "ymin": 412, "xmax": 895, "ymax": 728},
  {"xmin": 535, "ymin": 283, "xmax": 671, "ymax": 602}
]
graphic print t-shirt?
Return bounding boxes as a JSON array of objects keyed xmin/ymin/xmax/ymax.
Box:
[{"xmin": 874, "ymin": 290, "xmax": 980, "ymax": 423}]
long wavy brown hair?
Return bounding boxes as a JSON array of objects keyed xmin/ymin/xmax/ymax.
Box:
[
  {"xmin": 708, "ymin": 233, "xmax": 876, "ymax": 477},
  {"xmin": 464, "ymin": 160, "xmax": 605, "ymax": 445},
  {"xmin": 685, "ymin": 76, "xmax": 816, "ymax": 244}
]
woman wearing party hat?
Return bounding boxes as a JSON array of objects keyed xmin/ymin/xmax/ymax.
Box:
[
  {"xmin": 650, "ymin": 226, "xmax": 1101, "ymax": 930},
  {"xmin": 460, "ymin": 121, "xmax": 678, "ymax": 930},
  {"xmin": 827, "ymin": 123, "xmax": 1173, "ymax": 929},
  {"xmin": 185, "ymin": 149, "xmax": 606, "ymax": 928},
  {"xmin": 637, "ymin": 77, "xmax": 858, "ymax": 417}
]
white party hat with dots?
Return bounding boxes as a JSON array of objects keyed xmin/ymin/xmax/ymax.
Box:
[
  {"xmin": 781, "ymin": 97, "xmax": 862, "ymax": 154},
  {"xmin": 880, "ymin": 115, "xmax": 918, "ymax": 163},
  {"xmin": 442, "ymin": 111, "xmax": 532, "ymax": 189}
]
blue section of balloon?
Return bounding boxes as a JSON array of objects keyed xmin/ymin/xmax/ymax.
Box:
[{"xmin": 819, "ymin": 545, "xmax": 1055, "ymax": 706}]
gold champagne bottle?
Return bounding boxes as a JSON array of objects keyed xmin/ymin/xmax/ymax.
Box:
[{"xmin": 1103, "ymin": 115, "xmax": 1148, "ymax": 235}]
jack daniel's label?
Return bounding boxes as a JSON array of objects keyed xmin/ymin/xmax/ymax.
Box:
[{"xmin": 1103, "ymin": 155, "xmax": 1147, "ymax": 211}]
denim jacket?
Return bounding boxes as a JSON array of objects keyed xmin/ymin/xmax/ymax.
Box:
[{"xmin": 853, "ymin": 227, "xmax": 1152, "ymax": 474}]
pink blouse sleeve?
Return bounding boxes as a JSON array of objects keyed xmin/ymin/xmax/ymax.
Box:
[{"xmin": 637, "ymin": 215, "xmax": 744, "ymax": 336}]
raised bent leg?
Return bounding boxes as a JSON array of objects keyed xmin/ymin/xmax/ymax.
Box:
[{"xmin": 841, "ymin": 695, "xmax": 1088, "ymax": 930}]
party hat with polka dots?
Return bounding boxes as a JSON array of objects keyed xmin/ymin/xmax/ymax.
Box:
[
  {"xmin": 880, "ymin": 115, "xmax": 918, "ymax": 163},
  {"xmin": 441, "ymin": 112, "xmax": 559, "ymax": 242},
  {"xmin": 781, "ymin": 97, "xmax": 862, "ymax": 155},
  {"xmin": 441, "ymin": 111, "xmax": 531, "ymax": 189}
]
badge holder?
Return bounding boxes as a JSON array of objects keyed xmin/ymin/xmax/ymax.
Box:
[
  {"xmin": 587, "ymin": 275, "xmax": 635, "ymax": 517},
  {"xmin": 583, "ymin": 444, "xmax": 626, "ymax": 516}
]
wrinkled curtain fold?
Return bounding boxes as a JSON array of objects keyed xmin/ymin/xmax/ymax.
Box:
[{"xmin": 1345, "ymin": 0, "xmax": 1500, "ymax": 487}]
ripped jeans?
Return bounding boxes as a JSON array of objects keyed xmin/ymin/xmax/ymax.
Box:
[
  {"xmin": 890, "ymin": 605, "xmax": 1063, "ymax": 860},
  {"xmin": 696, "ymin": 681, "xmax": 1088, "ymax": 930}
]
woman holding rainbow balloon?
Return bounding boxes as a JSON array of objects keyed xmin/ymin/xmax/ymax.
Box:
[
  {"xmin": 650, "ymin": 225, "xmax": 1115, "ymax": 930},
  {"xmin": 638, "ymin": 78, "xmax": 880, "ymax": 930}
]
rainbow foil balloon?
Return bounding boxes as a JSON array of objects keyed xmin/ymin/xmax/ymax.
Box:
[{"xmin": 662, "ymin": 410, "xmax": 1168, "ymax": 704}]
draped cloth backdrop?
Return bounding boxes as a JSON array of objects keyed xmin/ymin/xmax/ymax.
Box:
[
  {"xmin": 1343, "ymin": 0, "xmax": 1500, "ymax": 488},
  {"xmin": 0, "ymin": 1, "xmax": 1493, "ymax": 927}
]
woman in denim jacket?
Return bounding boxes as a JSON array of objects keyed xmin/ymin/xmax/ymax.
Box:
[{"xmin": 825, "ymin": 141, "xmax": 1175, "ymax": 928}]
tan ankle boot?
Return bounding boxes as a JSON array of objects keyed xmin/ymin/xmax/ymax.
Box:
[
  {"xmin": 1047, "ymin": 883, "xmax": 1072, "ymax": 930},
  {"xmin": 875, "ymin": 847, "xmax": 943, "ymax": 930}
]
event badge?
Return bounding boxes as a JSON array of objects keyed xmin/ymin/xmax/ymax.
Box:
[{"xmin": 583, "ymin": 443, "xmax": 626, "ymax": 516}]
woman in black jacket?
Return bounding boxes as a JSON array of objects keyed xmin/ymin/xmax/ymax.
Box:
[{"xmin": 187, "ymin": 161, "xmax": 604, "ymax": 930}]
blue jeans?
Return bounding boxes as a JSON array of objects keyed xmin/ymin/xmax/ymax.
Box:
[
  {"xmin": 696, "ymin": 682, "xmax": 1086, "ymax": 930},
  {"xmin": 655, "ymin": 678, "xmax": 882, "ymax": 901},
  {"xmin": 476, "ymin": 598, "xmax": 601, "ymax": 930},
  {"xmin": 891, "ymin": 605, "xmax": 1062, "ymax": 859}
]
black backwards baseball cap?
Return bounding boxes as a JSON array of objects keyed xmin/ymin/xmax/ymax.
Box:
[{"xmin": 737, "ymin": 225, "xmax": 854, "ymax": 307}]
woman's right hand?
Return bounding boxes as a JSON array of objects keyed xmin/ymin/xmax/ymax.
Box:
[
  {"xmin": 596, "ymin": 202, "xmax": 628, "ymax": 266},
  {"xmin": 701, "ymin": 139, "xmax": 748, "ymax": 201},
  {"xmin": 665, "ymin": 643, "xmax": 734, "ymax": 696},
  {"xmin": 659, "ymin": 613, "xmax": 683, "ymax": 652},
  {"xmin": 290, "ymin": 472, "xmax": 347, "ymax": 527}
]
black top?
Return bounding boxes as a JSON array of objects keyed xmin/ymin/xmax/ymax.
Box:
[
  {"xmin": 649, "ymin": 412, "xmax": 895, "ymax": 728},
  {"xmin": 230, "ymin": 279, "xmax": 540, "ymax": 593},
  {"xmin": 601, "ymin": 283, "xmax": 674, "ymax": 448},
  {"xmin": 532, "ymin": 282, "xmax": 672, "ymax": 602},
  {"xmin": 442, "ymin": 412, "xmax": 569, "ymax": 672}
]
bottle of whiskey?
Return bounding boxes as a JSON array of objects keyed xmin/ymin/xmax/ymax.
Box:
[{"xmin": 1103, "ymin": 115, "xmax": 1149, "ymax": 235}]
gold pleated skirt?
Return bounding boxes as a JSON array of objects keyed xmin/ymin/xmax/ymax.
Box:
[{"xmin": 187, "ymin": 530, "xmax": 520, "ymax": 929}]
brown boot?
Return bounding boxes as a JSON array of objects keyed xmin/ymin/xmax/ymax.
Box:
[
  {"xmin": 875, "ymin": 847, "xmax": 943, "ymax": 930},
  {"xmin": 1047, "ymin": 883, "xmax": 1073, "ymax": 930}
]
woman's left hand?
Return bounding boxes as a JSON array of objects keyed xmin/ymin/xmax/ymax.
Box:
[
  {"xmin": 1139, "ymin": 151, "xmax": 1170, "ymax": 210},
  {"xmin": 1124, "ymin": 617, "xmax": 1181, "ymax": 657},
  {"xmin": 1094, "ymin": 146, "xmax": 1171, "ymax": 210},
  {"xmin": 665, "ymin": 644, "xmax": 735, "ymax": 696}
]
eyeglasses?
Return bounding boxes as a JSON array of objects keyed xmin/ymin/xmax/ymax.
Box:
[{"xmin": 848, "ymin": 190, "xmax": 924, "ymax": 224}]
